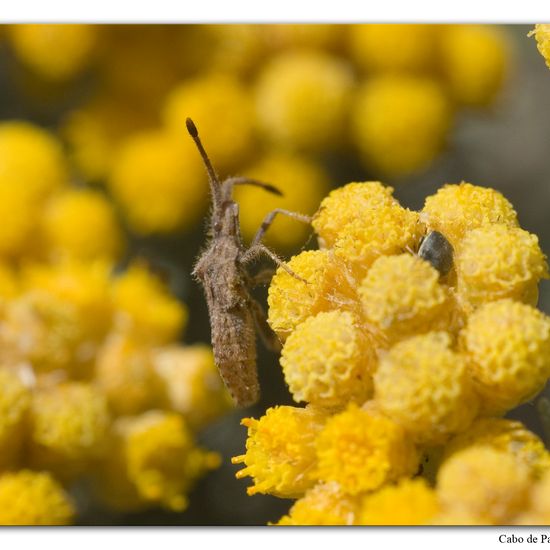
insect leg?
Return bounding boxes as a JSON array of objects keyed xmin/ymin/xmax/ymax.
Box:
[
  {"xmin": 223, "ymin": 177, "xmax": 282, "ymax": 199},
  {"xmin": 250, "ymin": 209, "xmax": 312, "ymax": 248},
  {"xmin": 249, "ymin": 296, "xmax": 282, "ymax": 352},
  {"xmin": 241, "ymin": 243, "xmax": 308, "ymax": 283}
]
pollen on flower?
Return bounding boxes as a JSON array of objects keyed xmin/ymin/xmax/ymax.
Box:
[
  {"xmin": 351, "ymin": 75, "xmax": 452, "ymax": 177},
  {"xmin": 374, "ymin": 332, "xmax": 478, "ymax": 445},
  {"xmin": 455, "ymin": 224, "xmax": 549, "ymax": 312},
  {"xmin": 436, "ymin": 446, "xmax": 531, "ymax": 525},
  {"xmin": 442, "ymin": 417, "xmax": 550, "ymax": 480},
  {"xmin": 280, "ymin": 310, "xmax": 375, "ymax": 409},
  {"xmin": 358, "ymin": 254, "xmax": 451, "ymax": 345},
  {"xmin": 267, "ymin": 249, "xmax": 359, "ymax": 341},
  {"xmin": 460, "ymin": 299, "xmax": 550, "ymax": 415},
  {"xmin": 357, "ymin": 478, "xmax": 440, "ymax": 525},
  {"xmin": 275, "ymin": 481, "xmax": 358, "ymax": 526},
  {"xmin": 255, "ymin": 50, "xmax": 354, "ymax": 153},
  {"xmin": 312, "ymin": 181, "xmax": 398, "ymax": 248},
  {"xmin": 232, "ymin": 405, "xmax": 327, "ymax": 498},
  {"xmin": 28, "ymin": 382, "xmax": 111, "ymax": 480},
  {"xmin": 532, "ymin": 24, "xmax": 550, "ymax": 69},
  {"xmin": 421, "ymin": 182, "xmax": 519, "ymax": 249},
  {"xmin": 0, "ymin": 470, "xmax": 75, "ymax": 526},
  {"xmin": 315, "ymin": 404, "xmax": 419, "ymax": 495}
]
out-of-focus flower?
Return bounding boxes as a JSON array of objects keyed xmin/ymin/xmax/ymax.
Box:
[
  {"xmin": 8, "ymin": 24, "xmax": 97, "ymax": 81},
  {"xmin": 232, "ymin": 406, "xmax": 327, "ymax": 498},
  {"xmin": 255, "ymin": 50, "xmax": 354, "ymax": 152},
  {"xmin": 0, "ymin": 470, "xmax": 75, "ymax": 525},
  {"xmin": 234, "ymin": 152, "xmax": 329, "ymax": 250},
  {"xmin": 351, "ymin": 75, "xmax": 452, "ymax": 177},
  {"xmin": 265, "ymin": 25, "xmax": 345, "ymax": 52}
]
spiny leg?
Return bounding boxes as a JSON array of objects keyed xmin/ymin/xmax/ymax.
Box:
[
  {"xmin": 241, "ymin": 243, "xmax": 307, "ymax": 283},
  {"xmin": 222, "ymin": 177, "xmax": 282, "ymax": 200},
  {"xmin": 251, "ymin": 209, "xmax": 312, "ymax": 248},
  {"xmin": 249, "ymin": 296, "xmax": 281, "ymax": 353}
]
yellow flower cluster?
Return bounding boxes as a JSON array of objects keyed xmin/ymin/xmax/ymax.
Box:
[
  {"xmin": 0, "ymin": 123, "xmax": 231, "ymax": 524},
  {"xmin": 531, "ymin": 25, "xmax": 550, "ymax": 69},
  {"xmin": 235, "ymin": 180, "xmax": 550, "ymax": 525},
  {"xmin": 0, "ymin": 24, "xmax": 511, "ymax": 248}
]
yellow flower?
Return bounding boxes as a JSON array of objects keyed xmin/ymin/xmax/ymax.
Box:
[
  {"xmin": 280, "ymin": 310, "xmax": 375, "ymax": 409},
  {"xmin": 267, "ymin": 249, "xmax": 359, "ymax": 341},
  {"xmin": 315, "ymin": 404, "xmax": 419, "ymax": 495},
  {"xmin": 460, "ymin": 299, "xmax": 550, "ymax": 414},
  {"xmin": 348, "ymin": 24, "xmax": 438, "ymax": 74},
  {"xmin": 443, "ymin": 417, "xmax": 550, "ymax": 480},
  {"xmin": 95, "ymin": 333, "xmax": 164, "ymax": 416},
  {"xmin": 153, "ymin": 344, "xmax": 233, "ymax": 430},
  {"xmin": 0, "ymin": 470, "xmax": 75, "ymax": 525},
  {"xmin": 531, "ymin": 24, "xmax": 550, "ymax": 69},
  {"xmin": 8, "ymin": 24, "xmax": 97, "ymax": 81},
  {"xmin": 163, "ymin": 72, "xmax": 255, "ymax": 172},
  {"xmin": 455, "ymin": 224, "xmax": 548, "ymax": 312},
  {"xmin": 515, "ymin": 470, "xmax": 550, "ymax": 524},
  {"xmin": 96, "ymin": 411, "xmax": 220, "ymax": 512},
  {"xmin": 437, "ymin": 446, "xmax": 531, "ymax": 525},
  {"xmin": 374, "ymin": 332, "xmax": 478, "ymax": 445},
  {"xmin": 421, "ymin": 182, "xmax": 519, "ymax": 249},
  {"xmin": 0, "ymin": 367, "xmax": 31, "ymax": 469},
  {"xmin": 358, "ymin": 254, "xmax": 451, "ymax": 345},
  {"xmin": 334, "ymin": 206, "xmax": 424, "ymax": 281},
  {"xmin": 255, "ymin": 50, "xmax": 354, "ymax": 152},
  {"xmin": 234, "ymin": 152, "xmax": 329, "ymax": 250},
  {"xmin": 351, "ymin": 75, "xmax": 452, "ymax": 177},
  {"xmin": 112, "ymin": 262, "xmax": 187, "ymax": 345},
  {"xmin": 29, "ymin": 382, "xmax": 110, "ymax": 480},
  {"xmin": 276, "ymin": 482, "xmax": 358, "ymax": 526},
  {"xmin": 357, "ymin": 478, "xmax": 440, "ymax": 525},
  {"xmin": 42, "ymin": 188, "xmax": 124, "ymax": 262},
  {"xmin": 440, "ymin": 25, "xmax": 509, "ymax": 107},
  {"xmin": 232, "ymin": 406, "xmax": 327, "ymax": 498},
  {"xmin": 108, "ymin": 130, "xmax": 208, "ymax": 234},
  {"xmin": 312, "ymin": 181, "xmax": 398, "ymax": 248}
]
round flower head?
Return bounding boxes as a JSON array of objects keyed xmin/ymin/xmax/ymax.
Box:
[
  {"xmin": 351, "ymin": 75, "xmax": 452, "ymax": 177},
  {"xmin": 108, "ymin": 130, "xmax": 207, "ymax": 234},
  {"xmin": 443, "ymin": 417, "xmax": 550, "ymax": 480},
  {"xmin": 112, "ymin": 262, "xmax": 187, "ymax": 345},
  {"xmin": 455, "ymin": 224, "xmax": 548, "ymax": 311},
  {"xmin": 374, "ymin": 332, "xmax": 478, "ymax": 445},
  {"xmin": 0, "ymin": 368, "xmax": 31, "ymax": 469},
  {"xmin": 460, "ymin": 299, "xmax": 550, "ymax": 414},
  {"xmin": 0, "ymin": 121, "xmax": 68, "ymax": 201},
  {"xmin": 42, "ymin": 188, "xmax": 124, "ymax": 262},
  {"xmin": 153, "ymin": 344, "xmax": 232, "ymax": 430},
  {"xmin": 334, "ymin": 206, "xmax": 424, "ymax": 281},
  {"xmin": 440, "ymin": 25, "xmax": 509, "ymax": 107},
  {"xmin": 358, "ymin": 254, "xmax": 451, "ymax": 345},
  {"xmin": 0, "ymin": 470, "xmax": 75, "ymax": 525},
  {"xmin": 357, "ymin": 478, "xmax": 440, "ymax": 525},
  {"xmin": 276, "ymin": 482, "xmax": 358, "ymax": 526},
  {"xmin": 95, "ymin": 333, "xmax": 164, "ymax": 416},
  {"xmin": 232, "ymin": 406, "xmax": 327, "ymax": 498},
  {"xmin": 280, "ymin": 310, "xmax": 375, "ymax": 409},
  {"xmin": 437, "ymin": 446, "xmax": 531, "ymax": 524},
  {"xmin": 255, "ymin": 50, "xmax": 354, "ymax": 152},
  {"xmin": 8, "ymin": 24, "xmax": 97, "ymax": 81},
  {"xmin": 163, "ymin": 72, "xmax": 255, "ymax": 172},
  {"xmin": 234, "ymin": 152, "xmax": 329, "ymax": 250},
  {"xmin": 267, "ymin": 249, "xmax": 359, "ymax": 341},
  {"xmin": 315, "ymin": 404, "xmax": 419, "ymax": 495},
  {"xmin": 29, "ymin": 382, "xmax": 110, "ymax": 480},
  {"xmin": 531, "ymin": 24, "xmax": 550, "ymax": 68},
  {"xmin": 516, "ymin": 470, "xmax": 550, "ymax": 524},
  {"xmin": 348, "ymin": 24, "xmax": 437, "ymax": 74},
  {"xmin": 421, "ymin": 182, "xmax": 518, "ymax": 249},
  {"xmin": 312, "ymin": 181, "xmax": 398, "ymax": 248},
  {"xmin": 96, "ymin": 411, "xmax": 220, "ymax": 512}
]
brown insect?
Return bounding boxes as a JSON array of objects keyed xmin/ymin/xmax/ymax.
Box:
[{"xmin": 186, "ymin": 118, "xmax": 310, "ymax": 407}]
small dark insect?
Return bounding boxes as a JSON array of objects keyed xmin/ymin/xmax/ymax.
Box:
[
  {"xmin": 186, "ymin": 118, "xmax": 311, "ymax": 407},
  {"xmin": 417, "ymin": 230, "xmax": 454, "ymax": 276}
]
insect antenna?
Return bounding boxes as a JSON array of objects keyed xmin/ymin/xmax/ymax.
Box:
[{"xmin": 186, "ymin": 117, "xmax": 222, "ymax": 209}]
